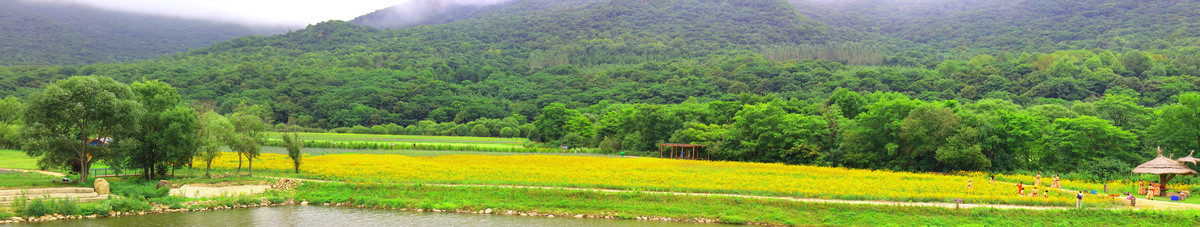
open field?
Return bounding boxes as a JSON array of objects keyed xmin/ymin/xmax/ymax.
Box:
[
  {"xmin": 212, "ymin": 152, "xmax": 1116, "ymax": 207},
  {"xmin": 296, "ymin": 183, "xmax": 1200, "ymax": 226},
  {"xmin": 258, "ymin": 146, "xmax": 625, "ymax": 157},
  {"xmin": 0, "ymin": 149, "xmax": 38, "ymax": 170}
]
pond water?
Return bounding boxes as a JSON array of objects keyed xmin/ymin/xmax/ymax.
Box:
[{"xmin": 6, "ymin": 206, "xmax": 727, "ymax": 227}]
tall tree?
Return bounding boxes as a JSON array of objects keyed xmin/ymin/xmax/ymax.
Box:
[
  {"xmin": 1042, "ymin": 116, "xmax": 1138, "ymax": 172},
  {"xmin": 229, "ymin": 108, "xmax": 267, "ymax": 176},
  {"xmin": 22, "ymin": 76, "xmax": 144, "ymax": 183},
  {"xmin": 281, "ymin": 127, "xmax": 304, "ymax": 173},
  {"xmin": 128, "ymin": 80, "xmax": 198, "ymax": 179},
  {"xmin": 195, "ymin": 111, "xmax": 234, "ymax": 178},
  {"xmin": 0, "ymin": 96, "xmax": 22, "ymax": 149},
  {"xmin": 1150, "ymin": 93, "xmax": 1200, "ymax": 155}
]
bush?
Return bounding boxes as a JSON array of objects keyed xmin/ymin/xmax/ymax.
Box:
[
  {"xmin": 111, "ymin": 180, "xmax": 169, "ymax": 199},
  {"xmin": 22, "ymin": 199, "xmax": 53, "ymax": 217},
  {"xmin": 0, "ymin": 211, "xmax": 14, "ymax": 219},
  {"xmin": 80, "ymin": 203, "xmax": 113, "ymax": 216},
  {"xmin": 53, "ymin": 199, "xmax": 80, "ymax": 216},
  {"xmin": 349, "ymin": 125, "xmax": 371, "ymax": 134},
  {"xmin": 106, "ymin": 198, "xmax": 152, "ymax": 212},
  {"xmin": 370, "ymin": 125, "xmax": 388, "ymax": 134}
]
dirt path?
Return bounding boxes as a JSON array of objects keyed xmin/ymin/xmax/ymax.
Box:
[
  {"xmin": 0, "ymin": 168, "xmax": 65, "ymax": 177},
  {"xmin": 264, "ymin": 177, "xmax": 1074, "ymax": 210}
]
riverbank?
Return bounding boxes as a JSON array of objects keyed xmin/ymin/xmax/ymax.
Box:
[
  {"xmin": 5, "ymin": 180, "xmax": 1200, "ymax": 226},
  {"xmin": 293, "ymin": 182, "xmax": 1200, "ymax": 226}
]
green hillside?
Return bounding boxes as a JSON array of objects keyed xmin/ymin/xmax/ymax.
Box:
[
  {"xmin": 790, "ymin": 0, "xmax": 1200, "ymax": 55},
  {"xmin": 0, "ymin": 0, "xmax": 274, "ymax": 65}
]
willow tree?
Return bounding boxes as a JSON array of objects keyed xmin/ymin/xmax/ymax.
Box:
[
  {"xmin": 22, "ymin": 76, "xmax": 144, "ymax": 183},
  {"xmin": 196, "ymin": 111, "xmax": 234, "ymax": 178}
]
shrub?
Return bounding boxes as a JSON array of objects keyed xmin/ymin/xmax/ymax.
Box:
[
  {"xmin": 111, "ymin": 180, "xmax": 169, "ymax": 199},
  {"xmin": 53, "ymin": 199, "xmax": 80, "ymax": 216},
  {"xmin": 107, "ymin": 198, "xmax": 152, "ymax": 212},
  {"xmin": 349, "ymin": 125, "xmax": 371, "ymax": 134},
  {"xmin": 0, "ymin": 211, "xmax": 14, "ymax": 219},
  {"xmin": 80, "ymin": 203, "xmax": 113, "ymax": 216},
  {"xmin": 22, "ymin": 199, "xmax": 52, "ymax": 217}
]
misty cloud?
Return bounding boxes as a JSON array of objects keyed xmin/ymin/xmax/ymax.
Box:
[{"xmin": 26, "ymin": 0, "xmax": 512, "ymax": 28}]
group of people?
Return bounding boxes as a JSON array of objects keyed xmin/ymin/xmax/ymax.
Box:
[
  {"xmin": 1138, "ymin": 180, "xmax": 1162, "ymax": 199},
  {"xmin": 1035, "ymin": 174, "xmax": 1062, "ymax": 189}
]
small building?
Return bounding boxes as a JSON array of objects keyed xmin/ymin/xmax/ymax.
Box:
[{"xmin": 659, "ymin": 143, "xmax": 708, "ymax": 160}]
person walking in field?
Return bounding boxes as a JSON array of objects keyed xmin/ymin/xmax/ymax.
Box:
[
  {"xmin": 1076, "ymin": 191, "xmax": 1084, "ymax": 209},
  {"xmin": 1035, "ymin": 174, "xmax": 1042, "ymax": 186},
  {"xmin": 1017, "ymin": 183, "xmax": 1024, "ymax": 196},
  {"xmin": 967, "ymin": 180, "xmax": 973, "ymax": 191},
  {"xmin": 990, "ymin": 175, "xmax": 995, "ymax": 185}
]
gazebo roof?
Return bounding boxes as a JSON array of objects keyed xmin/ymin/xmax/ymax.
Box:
[
  {"xmin": 1178, "ymin": 151, "xmax": 1200, "ymax": 165},
  {"xmin": 1132, "ymin": 147, "xmax": 1197, "ymax": 175}
]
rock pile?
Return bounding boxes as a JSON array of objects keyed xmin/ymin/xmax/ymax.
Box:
[{"xmin": 272, "ymin": 178, "xmax": 303, "ymax": 190}]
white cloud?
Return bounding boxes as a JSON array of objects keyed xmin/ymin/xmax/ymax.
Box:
[{"xmin": 29, "ymin": 0, "xmax": 418, "ymax": 27}]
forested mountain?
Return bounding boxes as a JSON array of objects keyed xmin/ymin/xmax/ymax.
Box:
[
  {"xmin": 7, "ymin": 0, "xmax": 1200, "ymax": 173},
  {"xmin": 0, "ymin": 0, "xmax": 277, "ymax": 65},
  {"xmin": 789, "ymin": 0, "xmax": 1200, "ymax": 54},
  {"xmin": 349, "ymin": 0, "xmax": 511, "ymax": 29},
  {"xmin": 3, "ymin": 0, "xmax": 829, "ymax": 127}
]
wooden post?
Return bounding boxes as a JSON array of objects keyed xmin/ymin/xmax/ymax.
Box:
[{"xmin": 659, "ymin": 145, "xmax": 663, "ymax": 158}]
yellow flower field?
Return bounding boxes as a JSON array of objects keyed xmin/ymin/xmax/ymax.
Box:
[{"xmin": 210, "ymin": 152, "xmax": 1111, "ymax": 207}]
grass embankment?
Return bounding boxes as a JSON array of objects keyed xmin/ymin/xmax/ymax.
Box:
[
  {"xmin": 1, "ymin": 176, "xmax": 289, "ymax": 221},
  {"xmin": 0, "ymin": 171, "xmax": 62, "ymax": 189},
  {"xmin": 0, "ymin": 149, "xmax": 38, "ymax": 170},
  {"xmin": 295, "ymin": 182, "xmax": 1200, "ymax": 226},
  {"xmin": 212, "ymin": 152, "xmax": 1111, "ymax": 207}
]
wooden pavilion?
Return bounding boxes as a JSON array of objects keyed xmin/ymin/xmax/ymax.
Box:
[
  {"xmin": 1132, "ymin": 147, "xmax": 1197, "ymax": 194},
  {"xmin": 659, "ymin": 143, "xmax": 708, "ymax": 160}
]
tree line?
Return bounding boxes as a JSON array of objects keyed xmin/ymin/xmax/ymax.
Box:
[{"xmin": 2, "ymin": 76, "xmax": 303, "ymax": 182}]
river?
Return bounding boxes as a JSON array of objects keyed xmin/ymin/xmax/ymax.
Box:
[{"xmin": 5, "ymin": 206, "xmax": 728, "ymax": 227}]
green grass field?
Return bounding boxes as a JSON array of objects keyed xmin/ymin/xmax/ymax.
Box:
[
  {"xmin": 296, "ymin": 182, "xmax": 1200, "ymax": 226},
  {"xmin": 0, "ymin": 171, "xmax": 62, "ymax": 189},
  {"xmin": 0, "ymin": 149, "xmax": 38, "ymax": 170}
]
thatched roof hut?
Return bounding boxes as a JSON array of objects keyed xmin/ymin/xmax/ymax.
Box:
[
  {"xmin": 1132, "ymin": 147, "xmax": 1197, "ymax": 193},
  {"xmin": 1178, "ymin": 151, "xmax": 1200, "ymax": 165}
]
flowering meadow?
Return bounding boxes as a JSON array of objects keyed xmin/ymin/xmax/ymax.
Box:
[{"xmin": 211, "ymin": 152, "xmax": 1111, "ymax": 207}]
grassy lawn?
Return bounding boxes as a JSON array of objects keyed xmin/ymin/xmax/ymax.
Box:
[
  {"xmin": 0, "ymin": 170, "xmax": 65, "ymax": 189},
  {"xmin": 0, "ymin": 149, "xmax": 38, "ymax": 170},
  {"xmin": 295, "ymin": 182, "xmax": 1200, "ymax": 226}
]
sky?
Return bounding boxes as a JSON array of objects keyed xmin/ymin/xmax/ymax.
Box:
[{"xmin": 33, "ymin": 0, "xmax": 450, "ymax": 27}]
